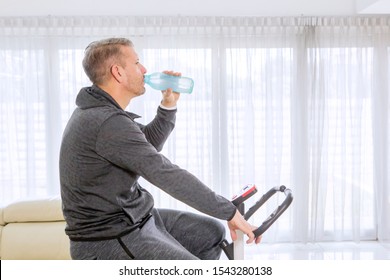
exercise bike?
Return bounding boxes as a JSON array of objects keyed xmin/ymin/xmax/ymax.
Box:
[{"xmin": 220, "ymin": 184, "xmax": 293, "ymax": 260}]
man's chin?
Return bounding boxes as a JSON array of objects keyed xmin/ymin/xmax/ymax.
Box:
[{"xmin": 136, "ymin": 88, "xmax": 146, "ymax": 96}]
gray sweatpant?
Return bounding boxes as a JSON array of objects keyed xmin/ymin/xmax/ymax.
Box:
[{"xmin": 70, "ymin": 208, "xmax": 226, "ymax": 260}]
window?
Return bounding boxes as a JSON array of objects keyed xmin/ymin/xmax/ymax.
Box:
[{"xmin": 0, "ymin": 49, "xmax": 47, "ymax": 202}]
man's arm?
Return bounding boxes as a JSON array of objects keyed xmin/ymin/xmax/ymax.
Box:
[
  {"xmin": 96, "ymin": 114, "xmax": 236, "ymax": 220},
  {"xmin": 138, "ymin": 71, "xmax": 181, "ymax": 151},
  {"xmin": 138, "ymin": 107, "xmax": 176, "ymax": 152}
]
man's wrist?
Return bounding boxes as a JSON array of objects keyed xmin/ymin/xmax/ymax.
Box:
[{"xmin": 159, "ymin": 103, "xmax": 177, "ymax": 110}]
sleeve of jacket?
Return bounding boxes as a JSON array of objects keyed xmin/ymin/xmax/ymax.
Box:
[
  {"xmin": 136, "ymin": 107, "xmax": 176, "ymax": 152},
  {"xmin": 95, "ymin": 113, "xmax": 236, "ymax": 221}
]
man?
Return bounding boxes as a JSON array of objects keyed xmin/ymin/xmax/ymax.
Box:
[{"xmin": 59, "ymin": 37, "xmax": 260, "ymax": 260}]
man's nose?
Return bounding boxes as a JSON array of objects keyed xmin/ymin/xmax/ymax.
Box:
[{"xmin": 140, "ymin": 64, "xmax": 147, "ymax": 74}]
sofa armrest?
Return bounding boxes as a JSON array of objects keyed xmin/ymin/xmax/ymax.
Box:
[{"xmin": 3, "ymin": 197, "xmax": 64, "ymax": 223}]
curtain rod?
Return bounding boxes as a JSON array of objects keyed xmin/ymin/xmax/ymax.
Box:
[{"xmin": 0, "ymin": 15, "xmax": 389, "ymax": 28}]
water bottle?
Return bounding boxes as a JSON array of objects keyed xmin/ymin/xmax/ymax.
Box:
[{"xmin": 144, "ymin": 72, "xmax": 194, "ymax": 94}]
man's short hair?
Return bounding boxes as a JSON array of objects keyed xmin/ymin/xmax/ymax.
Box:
[{"xmin": 82, "ymin": 38, "xmax": 134, "ymax": 85}]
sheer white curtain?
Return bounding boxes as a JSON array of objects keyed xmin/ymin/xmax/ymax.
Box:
[{"xmin": 0, "ymin": 16, "xmax": 389, "ymax": 243}]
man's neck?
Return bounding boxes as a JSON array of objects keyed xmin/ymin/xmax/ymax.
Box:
[{"xmin": 97, "ymin": 84, "xmax": 132, "ymax": 110}]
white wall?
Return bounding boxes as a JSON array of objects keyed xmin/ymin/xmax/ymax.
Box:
[{"xmin": 0, "ymin": 0, "xmax": 369, "ymax": 17}]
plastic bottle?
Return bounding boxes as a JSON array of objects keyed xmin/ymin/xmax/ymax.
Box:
[{"xmin": 144, "ymin": 72, "xmax": 194, "ymax": 94}]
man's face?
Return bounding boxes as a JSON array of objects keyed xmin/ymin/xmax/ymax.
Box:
[{"xmin": 120, "ymin": 46, "xmax": 147, "ymax": 97}]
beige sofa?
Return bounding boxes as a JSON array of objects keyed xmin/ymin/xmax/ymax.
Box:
[{"xmin": 0, "ymin": 197, "xmax": 71, "ymax": 260}]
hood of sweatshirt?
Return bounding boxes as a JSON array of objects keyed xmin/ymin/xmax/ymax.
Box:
[
  {"xmin": 75, "ymin": 85, "xmax": 140, "ymax": 120},
  {"xmin": 76, "ymin": 85, "xmax": 122, "ymax": 110}
]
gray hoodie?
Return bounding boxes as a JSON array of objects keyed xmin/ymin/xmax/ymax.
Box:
[{"xmin": 59, "ymin": 85, "xmax": 236, "ymax": 241}]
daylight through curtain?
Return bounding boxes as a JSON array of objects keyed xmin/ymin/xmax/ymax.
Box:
[{"xmin": 0, "ymin": 16, "xmax": 389, "ymax": 243}]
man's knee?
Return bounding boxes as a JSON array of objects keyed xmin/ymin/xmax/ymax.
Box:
[{"xmin": 202, "ymin": 217, "xmax": 226, "ymax": 243}]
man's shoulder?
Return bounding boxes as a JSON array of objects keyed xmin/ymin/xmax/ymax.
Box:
[{"xmin": 80, "ymin": 105, "xmax": 129, "ymax": 124}]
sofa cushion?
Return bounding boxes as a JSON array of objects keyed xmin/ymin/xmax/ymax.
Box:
[
  {"xmin": 3, "ymin": 197, "xmax": 64, "ymax": 223},
  {"xmin": 1, "ymin": 221, "xmax": 71, "ymax": 260}
]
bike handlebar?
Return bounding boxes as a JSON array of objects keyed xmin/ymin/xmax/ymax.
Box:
[
  {"xmin": 220, "ymin": 184, "xmax": 293, "ymax": 260},
  {"xmin": 247, "ymin": 185, "xmax": 293, "ymax": 237}
]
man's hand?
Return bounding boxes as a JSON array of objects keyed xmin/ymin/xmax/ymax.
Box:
[
  {"xmin": 228, "ymin": 209, "xmax": 262, "ymax": 244},
  {"xmin": 160, "ymin": 70, "xmax": 181, "ymax": 108}
]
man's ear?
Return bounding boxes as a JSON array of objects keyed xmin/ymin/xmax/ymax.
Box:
[{"xmin": 110, "ymin": 65, "xmax": 122, "ymax": 83}]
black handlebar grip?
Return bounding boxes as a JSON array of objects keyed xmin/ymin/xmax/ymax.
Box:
[{"xmin": 251, "ymin": 186, "xmax": 293, "ymax": 238}]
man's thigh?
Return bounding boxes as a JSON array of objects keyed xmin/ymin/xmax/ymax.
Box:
[
  {"xmin": 121, "ymin": 213, "xmax": 199, "ymax": 260},
  {"xmin": 155, "ymin": 208, "xmax": 226, "ymax": 259}
]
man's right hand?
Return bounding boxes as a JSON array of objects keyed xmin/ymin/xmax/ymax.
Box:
[
  {"xmin": 160, "ymin": 70, "xmax": 181, "ymax": 108},
  {"xmin": 227, "ymin": 209, "xmax": 262, "ymax": 244}
]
